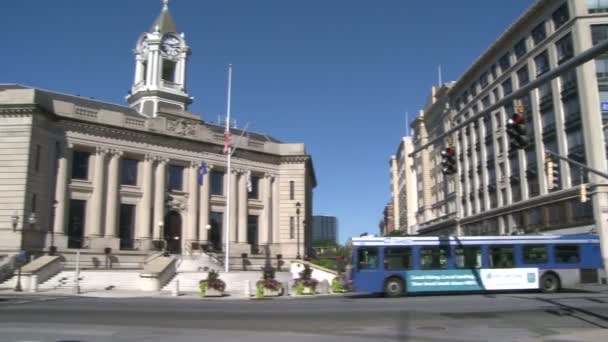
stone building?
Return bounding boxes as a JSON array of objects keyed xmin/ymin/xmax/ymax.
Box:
[
  {"xmin": 389, "ymin": 136, "xmax": 418, "ymax": 234},
  {"xmin": 0, "ymin": 1, "xmax": 316, "ymax": 265}
]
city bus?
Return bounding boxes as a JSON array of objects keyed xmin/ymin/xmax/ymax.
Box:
[{"xmin": 350, "ymin": 234, "xmax": 603, "ymax": 297}]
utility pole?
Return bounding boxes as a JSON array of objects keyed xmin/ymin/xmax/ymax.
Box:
[{"xmin": 224, "ymin": 64, "xmax": 233, "ymax": 273}]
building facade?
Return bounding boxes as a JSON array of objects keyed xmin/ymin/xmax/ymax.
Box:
[
  {"xmin": 390, "ymin": 136, "xmax": 418, "ymax": 234},
  {"xmin": 0, "ymin": 2, "xmax": 316, "ymax": 262},
  {"xmin": 311, "ymin": 215, "xmax": 338, "ymax": 244},
  {"xmin": 380, "ymin": 201, "xmax": 395, "ymax": 236},
  {"xmin": 411, "ymin": 0, "xmax": 608, "ymax": 265}
]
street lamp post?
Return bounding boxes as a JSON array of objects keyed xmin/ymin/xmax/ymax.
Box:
[{"xmin": 296, "ymin": 202, "xmax": 301, "ymax": 259}]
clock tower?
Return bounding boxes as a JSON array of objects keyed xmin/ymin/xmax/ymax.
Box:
[{"xmin": 127, "ymin": 0, "xmax": 192, "ymax": 117}]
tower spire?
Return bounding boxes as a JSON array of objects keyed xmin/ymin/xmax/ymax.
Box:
[{"xmin": 163, "ymin": 0, "xmax": 169, "ymax": 10}]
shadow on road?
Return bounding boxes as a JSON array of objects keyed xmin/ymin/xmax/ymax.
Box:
[{"xmin": 512, "ymin": 295, "xmax": 608, "ymax": 329}]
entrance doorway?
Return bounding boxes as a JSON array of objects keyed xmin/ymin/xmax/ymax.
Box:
[
  {"xmin": 209, "ymin": 212, "xmax": 223, "ymax": 252},
  {"xmin": 164, "ymin": 211, "xmax": 182, "ymax": 254},
  {"xmin": 247, "ymin": 215, "xmax": 259, "ymax": 254},
  {"xmin": 67, "ymin": 199, "xmax": 86, "ymax": 249}
]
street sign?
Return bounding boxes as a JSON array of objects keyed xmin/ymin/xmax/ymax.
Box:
[{"xmin": 601, "ymin": 102, "xmax": 608, "ymax": 112}]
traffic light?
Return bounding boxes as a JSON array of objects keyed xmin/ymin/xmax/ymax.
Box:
[
  {"xmin": 546, "ymin": 157, "xmax": 559, "ymax": 190},
  {"xmin": 506, "ymin": 102, "xmax": 529, "ymax": 150},
  {"xmin": 441, "ymin": 146, "xmax": 457, "ymax": 175},
  {"xmin": 580, "ymin": 183, "xmax": 589, "ymax": 203}
]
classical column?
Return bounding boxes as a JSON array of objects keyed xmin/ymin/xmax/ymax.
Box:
[
  {"xmin": 88, "ymin": 147, "xmax": 107, "ymax": 237},
  {"xmin": 186, "ymin": 161, "xmax": 199, "ymax": 246},
  {"xmin": 104, "ymin": 150, "xmax": 122, "ymax": 238},
  {"xmin": 137, "ymin": 155, "xmax": 154, "ymax": 241},
  {"xmin": 198, "ymin": 165, "xmax": 212, "ymax": 243},
  {"xmin": 260, "ymin": 174, "xmax": 273, "ymax": 245},
  {"xmin": 237, "ymin": 170, "xmax": 248, "ymax": 243},
  {"xmin": 52, "ymin": 145, "xmax": 69, "ymax": 235},
  {"xmin": 229, "ymin": 170, "xmax": 238, "ymax": 242},
  {"xmin": 272, "ymin": 176, "xmax": 280, "ymax": 244},
  {"xmin": 153, "ymin": 157, "xmax": 168, "ymax": 240}
]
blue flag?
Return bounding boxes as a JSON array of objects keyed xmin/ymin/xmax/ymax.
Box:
[{"xmin": 198, "ymin": 161, "xmax": 207, "ymax": 186}]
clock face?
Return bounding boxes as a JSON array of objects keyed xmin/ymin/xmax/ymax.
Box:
[{"xmin": 161, "ymin": 34, "xmax": 181, "ymax": 57}]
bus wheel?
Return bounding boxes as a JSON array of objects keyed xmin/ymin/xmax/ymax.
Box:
[
  {"xmin": 384, "ymin": 277, "xmax": 404, "ymax": 298},
  {"xmin": 540, "ymin": 273, "xmax": 560, "ymax": 293}
]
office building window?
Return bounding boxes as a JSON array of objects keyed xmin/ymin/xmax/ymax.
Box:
[
  {"xmin": 517, "ymin": 65, "xmax": 529, "ymax": 87},
  {"xmin": 211, "ymin": 170, "xmax": 224, "ymax": 195},
  {"xmin": 532, "ymin": 22, "xmax": 547, "ymax": 46},
  {"xmin": 290, "ymin": 216, "xmax": 295, "ymax": 239},
  {"xmin": 592, "ymin": 24, "xmax": 608, "ymax": 45},
  {"xmin": 556, "ymin": 34, "xmax": 574, "ymax": 63},
  {"xmin": 479, "ymin": 72, "xmax": 489, "ymax": 89},
  {"xmin": 168, "ymin": 165, "xmax": 184, "ymax": 191},
  {"xmin": 588, "ymin": 0, "xmax": 608, "ymax": 13},
  {"xmin": 71, "ymin": 150, "xmax": 90, "ymax": 180},
  {"xmin": 120, "ymin": 158, "xmax": 138, "ymax": 186},
  {"xmin": 552, "ymin": 3, "xmax": 570, "ymax": 30},
  {"xmin": 514, "ymin": 38, "xmax": 527, "ymax": 60},
  {"xmin": 499, "ymin": 54, "xmax": 511, "ymax": 73},
  {"xmin": 535, "ymin": 51, "xmax": 550, "ymax": 76},
  {"xmin": 290, "ymin": 180, "xmax": 295, "ymax": 200},
  {"xmin": 502, "ymin": 78, "xmax": 513, "ymax": 96}
]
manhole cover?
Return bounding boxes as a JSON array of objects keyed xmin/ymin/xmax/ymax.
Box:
[{"xmin": 416, "ymin": 326, "xmax": 447, "ymax": 331}]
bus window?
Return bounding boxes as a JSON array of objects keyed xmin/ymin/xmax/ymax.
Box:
[
  {"xmin": 420, "ymin": 247, "xmax": 448, "ymax": 270},
  {"xmin": 522, "ymin": 245, "xmax": 548, "ymax": 264},
  {"xmin": 489, "ymin": 246, "xmax": 514, "ymax": 268},
  {"xmin": 554, "ymin": 245, "xmax": 580, "ymax": 264},
  {"xmin": 454, "ymin": 246, "xmax": 481, "ymax": 268},
  {"xmin": 384, "ymin": 247, "xmax": 412, "ymax": 270},
  {"xmin": 357, "ymin": 247, "xmax": 379, "ymax": 270}
]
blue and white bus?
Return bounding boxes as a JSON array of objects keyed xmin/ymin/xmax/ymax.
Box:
[{"xmin": 350, "ymin": 234, "xmax": 603, "ymax": 297}]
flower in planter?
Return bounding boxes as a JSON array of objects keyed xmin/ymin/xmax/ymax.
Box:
[
  {"xmin": 255, "ymin": 263, "xmax": 283, "ymax": 298},
  {"xmin": 199, "ymin": 269, "xmax": 226, "ymax": 296},
  {"xmin": 294, "ymin": 264, "xmax": 319, "ymax": 295}
]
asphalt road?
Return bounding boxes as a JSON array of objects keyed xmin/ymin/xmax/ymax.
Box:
[{"xmin": 1, "ymin": 292, "xmax": 608, "ymax": 341}]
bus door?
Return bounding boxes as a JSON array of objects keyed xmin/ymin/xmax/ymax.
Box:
[{"xmin": 354, "ymin": 246, "xmax": 382, "ymax": 292}]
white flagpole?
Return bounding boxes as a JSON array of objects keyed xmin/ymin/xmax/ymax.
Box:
[{"xmin": 224, "ymin": 64, "xmax": 233, "ymax": 273}]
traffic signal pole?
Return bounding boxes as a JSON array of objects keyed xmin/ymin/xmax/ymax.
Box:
[{"xmin": 544, "ymin": 149, "xmax": 608, "ymax": 281}]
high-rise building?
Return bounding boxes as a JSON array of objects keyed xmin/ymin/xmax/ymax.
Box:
[
  {"xmin": 411, "ymin": 0, "xmax": 608, "ymax": 248},
  {"xmin": 389, "ymin": 137, "xmax": 418, "ymax": 234},
  {"xmin": 311, "ymin": 215, "xmax": 338, "ymax": 244}
]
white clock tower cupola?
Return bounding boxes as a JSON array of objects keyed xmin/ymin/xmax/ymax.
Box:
[{"xmin": 127, "ymin": 0, "xmax": 192, "ymax": 117}]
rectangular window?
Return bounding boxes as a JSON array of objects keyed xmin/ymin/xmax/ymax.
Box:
[
  {"xmin": 489, "ymin": 246, "xmax": 514, "ymax": 268},
  {"xmin": 517, "ymin": 66, "xmax": 530, "ymax": 87},
  {"xmin": 523, "ymin": 245, "xmax": 548, "ymax": 264},
  {"xmin": 588, "ymin": 0, "xmax": 608, "ymax": 13},
  {"xmin": 35, "ymin": 145, "xmax": 41, "ymax": 172},
  {"xmin": 290, "ymin": 216, "xmax": 295, "ymax": 239},
  {"xmin": 31, "ymin": 193, "xmax": 37, "ymax": 213},
  {"xmin": 552, "ymin": 3, "xmax": 570, "ymax": 30},
  {"xmin": 357, "ymin": 247, "xmax": 379, "ymax": 270},
  {"xmin": 248, "ymin": 175, "xmax": 260, "ymax": 199},
  {"xmin": 499, "ymin": 54, "xmax": 511, "ymax": 73},
  {"xmin": 384, "ymin": 247, "xmax": 412, "ymax": 270},
  {"xmin": 211, "ymin": 170, "xmax": 224, "ymax": 195},
  {"xmin": 71, "ymin": 150, "xmax": 90, "ymax": 180},
  {"xmin": 502, "ymin": 78, "xmax": 513, "ymax": 96},
  {"xmin": 289, "ymin": 180, "xmax": 295, "ymax": 200},
  {"xmin": 592, "ymin": 24, "xmax": 608, "ymax": 45},
  {"xmin": 120, "ymin": 158, "xmax": 138, "ymax": 186},
  {"xmin": 479, "ymin": 72, "xmax": 489, "ymax": 89},
  {"xmin": 168, "ymin": 164, "xmax": 184, "ymax": 191},
  {"xmin": 162, "ymin": 59, "xmax": 177, "ymax": 82},
  {"xmin": 532, "ymin": 22, "xmax": 547, "ymax": 45},
  {"xmin": 535, "ymin": 51, "xmax": 550, "ymax": 76},
  {"xmin": 555, "ymin": 245, "xmax": 580, "ymax": 263},
  {"xmin": 454, "ymin": 246, "xmax": 481, "ymax": 268},
  {"xmin": 514, "ymin": 39, "xmax": 527, "ymax": 60},
  {"xmin": 419, "ymin": 247, "xmax": 448, "ymax": 270},
  {"xmin": 556, "ymin": 34, "xmax": 574, "ymax": 64}
]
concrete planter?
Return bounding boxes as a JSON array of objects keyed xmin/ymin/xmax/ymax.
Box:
[
  {"xmin": 299, "ymin": 286, "xmax": 315, "ymax": 295},
  {"xmin": 263, "ymin": 288, "xmax": 281, "ymax": 297},
  {"xmin": 203, "ymin": 287, "xmax": 224, "ymax": 297}
]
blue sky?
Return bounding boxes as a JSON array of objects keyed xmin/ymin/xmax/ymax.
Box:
[{"xmin": 3, "ymin": 0, "xmax": 532, "ymax": 243}]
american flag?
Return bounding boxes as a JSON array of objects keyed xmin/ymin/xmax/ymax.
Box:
[{"xmin": 198, "ymin": 161, "xmax": 207, "ymax": 186}]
